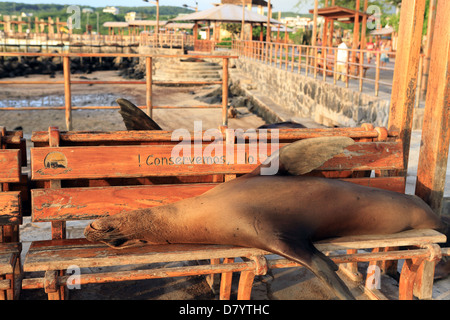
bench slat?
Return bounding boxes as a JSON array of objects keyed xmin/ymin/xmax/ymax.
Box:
[
  {"xmin": 23, "ymin": 229, "xmax": 445, "ymax": 272},
  {"xmin": 315, "ymin": 229, "xmax": 447, "ymax": 251},
  {"xmin": 30, "ymin": 142, "xmax": 403, "ymax": 180},
  {"xmin": 0, "ymin": 243, "xmax": 21, "ymax": 274},
  {"xmin": 30, "ymin": 127, "xmax": 382, "ymax": 144},
  {"xmin": 31, "ymin": 184, "xmax": 216, "ymax": 222},
  {"xmin": 0, "ymin": 191, "xmax": 21, "ymax": 225},
  {"xmin": 0, "ymin": 150, "xmax": 21, "ymax": 183},
  {"xmin": 24, "ymin": 239, "xmax": 269, "ymax": 272},
  {"xmin": 31, "ymin": 177, "xmax": 406, "ymax": 222}
]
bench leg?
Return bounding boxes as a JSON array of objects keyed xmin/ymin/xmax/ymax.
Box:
[
  {"xmin": 340, "ymin": 249, "xmax": 362, "ymax": 282},
  {"xmin": 0, "ymin": 275, "xmax": 5, "ymax": 300},
  {"xmin": 206, "ymin": 258, "xmax": 221, "ymax": 294},
  {"xmin": 44, "ymin": 270, "xmax": 67, "ymax": 300},
  {"xmin": 399, "ymin": 258, "xmax": 424, "ymax": 300},
  {"xmin": 219, "ymin": 258, "xmax": 234, "ymax": 300},
  {"xmin": 0, "ymin": 255, "xmax": 21, "ymax": 300},
  {"xmin": 237, "ymin": 270, "xmax": 255, "ymax": 300},
  {"xmin": 413, "ymin": 260, "xmax": 437, "ymax": 300}
]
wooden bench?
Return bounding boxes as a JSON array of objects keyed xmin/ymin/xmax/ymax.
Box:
[
  {"xmin": 0, "ymin": 128, "xmax": 26, "ymax": 300},
  {"xmin": 21, "ymin": 125, "xmax": 446, "ymax": 300}
]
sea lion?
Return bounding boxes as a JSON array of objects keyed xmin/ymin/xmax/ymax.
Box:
[
  {"xmin": 117, "ymin": 98, "xmax": 162, "ymax": 131},
  {"xmin": 84, "ymin": 136, "xmax": 447, "ymax": 300},
  {"xmin": 116, "ymin": 98, "xmax": 306, "ymax": 131},
  {"xmin": 258, "ymin": 121, "xmax": 306, "ymax": 129}
]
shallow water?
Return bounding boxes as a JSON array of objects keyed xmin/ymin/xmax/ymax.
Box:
[{"xmin": 0, "ymin": 93, "xmax": 129, "ymax": 108}]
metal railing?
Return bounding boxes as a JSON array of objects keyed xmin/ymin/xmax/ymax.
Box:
[
  {"xmin": 0, "ymin": 52, "xmax": 237, "ymax": 130},
  {"xmin": 233, "ymin": 40, "xmax": 396, "ymax": 97}
]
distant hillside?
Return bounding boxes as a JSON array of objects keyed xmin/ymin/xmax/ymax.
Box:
[
  {"xmin": 0, "ymin": 2, "xmax": 194, "ymax": 17},
  {"xmin": 0, "ymin": 2, "xmax": 194, "ymax": 34}
]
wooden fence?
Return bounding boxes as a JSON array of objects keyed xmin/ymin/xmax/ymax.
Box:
[{"xmin": 0, "ymin": 52, "xmax": 236, "ymax": 129}]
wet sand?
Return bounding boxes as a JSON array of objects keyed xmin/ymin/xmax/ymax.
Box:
[{"xmin": 0, "ymin": 70, "xmax": 266, "ymax": 136}]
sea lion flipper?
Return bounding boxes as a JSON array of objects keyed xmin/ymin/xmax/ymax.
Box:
[
  {"xmin": 279, "ymin": 136, "xmax": 355, "ymax": 175},
  {"xmin": 116, "ymin": 98, "xmax": 163, "ymax": 131},
  {"xmin": 256, "ymin": 136, "xmax": 355, "ymax": 176},
  {"xmin": 272, "ymin": 239, "xmax": 355, "ymax": 300}
]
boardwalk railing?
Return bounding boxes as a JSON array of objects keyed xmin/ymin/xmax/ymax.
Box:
[
  {"xmin": 1, "ymin": 33, "xmax": 196, "ymax": 52},
  {"xmin": 232, "ymin": 40, "xmax": 397, "ymax": 97},
  {"xmin": 0, "ymin": 52, "xmax": 237, "ymax": 129}
]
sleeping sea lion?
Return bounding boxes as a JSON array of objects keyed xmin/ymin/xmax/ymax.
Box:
[
  {"xmin": 84, "ymin": 136, "xmax": 447, "ymax": 300},
  {"xmin": 116, "ymin": 98, "xmax": 306, "ymax": 131}
]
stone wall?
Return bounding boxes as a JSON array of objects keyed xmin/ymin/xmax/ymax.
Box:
[
  {"xmin": 233, "ymin": 58, "xmax": 391, "ymax": 128},
  {"xmin": 137, "ymin": 46, "xmax": 184, "ymax": 74}
]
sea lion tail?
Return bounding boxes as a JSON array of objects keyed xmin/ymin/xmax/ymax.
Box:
[{"xmin": 116, "ymin": 98, "xmax": 163, "ymax": 131}]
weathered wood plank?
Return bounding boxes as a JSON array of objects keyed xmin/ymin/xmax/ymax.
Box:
[
  {"xmin": 24, "ymin": 239, "xmax": 268, "ymax": 272},
  {"xmin": 388, "ymin": 0, "xmax": 426, "ymax": 169},
  {"xmin": 0, "ymin": 192, "xmax": 21, "ymax": 225},
  {"xmin": 0, "ymin": 150, "xmax": 21, "ymax": 183},
  {"xmin": 30, "ymin": 142, "xmax": 403, "ymax": 180},
  {"xmin": 23, "ymin": 229, "xmax": 445, "ymax": 272},
  {"xmin": 31, "ymin": 184, "xmax": 217, "ymax": 222},
  {"xmin": 0, "ymin": 243, "xmax": 21, "ymax": 274},
  {"xmin": 31, "ymin": 177, "xmax": 405, "ymax": 222},
  {"xmin": 314, "ymin": 229, "xmax": 446, "ymax": 251},
  {"xmin": 415, "ymin": 0, "xmax": 450, "ymax": 215},
  {"xmin": 31, "ymin": 127, "xmax": 383, "ymax": 144}
]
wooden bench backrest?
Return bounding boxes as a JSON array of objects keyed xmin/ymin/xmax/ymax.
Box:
[
  {"xmin": 0, "ymin": 129, "xmax": 25, "ymax": 242},
  {"xmin": 30, "ymin": 126, "xmax": 405, "ymax": 227}
]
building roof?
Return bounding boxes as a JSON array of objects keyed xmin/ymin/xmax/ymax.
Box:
[
  {"xmin": 308, "ymin": 6, "xmax": 368, "ymax": 23},
  {"xmin": 172, "ymin": 4, "xmax": 282, "ymax": 25},
  {"xmin": 103, "ymin": 21, "xmax": 129, "ymax": 28},
  {"xmin": 127, "ymin": 20, "xmax": 168, "ymax": 27},
  {"xmin": 165, "ymin": 22, "xmax": 195, "ymax": 29},
  {"xmin": 221, "ymin": 0, "xmax": 271, "ymax": 7},
  {"xmin": 370, "ymin": 26, "xmax": 394, "ymax": 35},
  {"xmin": 271, "ymin": 25, "xmax": 294, "ymax": 33}
]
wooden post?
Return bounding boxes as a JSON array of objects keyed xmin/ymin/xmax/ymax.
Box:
[
  {"xmin": 241, "ymin": 0, "xmax": 245, "ymax": 41},
  {"xmin": 420, "ymin": 0, "xmax": 437, "ymax": 100},
  {"xmin": 415, "ymin": 0, "xmax": 450, "ymax": 215},
  {"xmin": 311, "ymin": 0, "xmax": 319, "ymax": 75},
  {"xmin": 375, "ymin": 51, "xmax": 380, "ymax": 96},
  {"xmin": 291, "ymin": 45, "xmax": 295, "ymax": 72},
  {"xmin": 352, "ymin": 0, "xmax": 360, "ymax": 76},
  {"xmin": 146, "ymin": 56, "xmax": 153, "ymax": 117},
  {"xmin": 63, "ymin": 56, "xmax": 72, "ymax": 131},
  {"xmin": 359, "ymin": 0, "xmax": 369, "ymax": 91},
  {"xmin": 156, "ymin": 0, "xmax": 160, "ymax": 40},
  {"xmin": 266, "ymin": 0, "xmax": 271, "ymax": 42},
  {"xmin": 388, "ymin": 0, "xmax": 426, "ymax": 173},
  {"xmin": 222, "ymin": 58, "xmax": 229, "ymax": 127}
]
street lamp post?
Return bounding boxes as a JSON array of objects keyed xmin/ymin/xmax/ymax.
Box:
[
  {"xmin": 143, "ymin": 0, "xmax": 160, "ymax": 37},
  {"xmin": 182, "ymin": 1, "xmax": 198, "ymax": 12}
]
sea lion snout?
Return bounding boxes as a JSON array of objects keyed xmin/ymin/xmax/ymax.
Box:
[
  {"xmin": 84, "ymin": 219, "xmax": 112, "ymax": 242},
  {"xmin": 84, "ymin": 217, "xmax": 147, "ymax": 249}
]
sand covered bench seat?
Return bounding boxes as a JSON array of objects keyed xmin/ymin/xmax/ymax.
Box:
[{"xmin": 20, "ymin": 125, "xmax": 445, "ymax": 300}]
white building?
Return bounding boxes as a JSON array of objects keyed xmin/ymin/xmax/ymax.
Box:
[
  {"xmin": 103, "ymin": 6, "xmax": 120, "ymax": 15},
  {"xmin": 125, "ymin": 12, "xmax": 137, "ymax": 22}
]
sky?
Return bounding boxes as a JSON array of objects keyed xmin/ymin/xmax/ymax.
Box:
[{"xmin": 7, "ymin": 0, "xmax": 315, "ymax": 14}]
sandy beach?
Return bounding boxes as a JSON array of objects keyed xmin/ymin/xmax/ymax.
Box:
[{"xmin": 0, "ymin": 70, "xmax": 266, "ymax": 137}]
